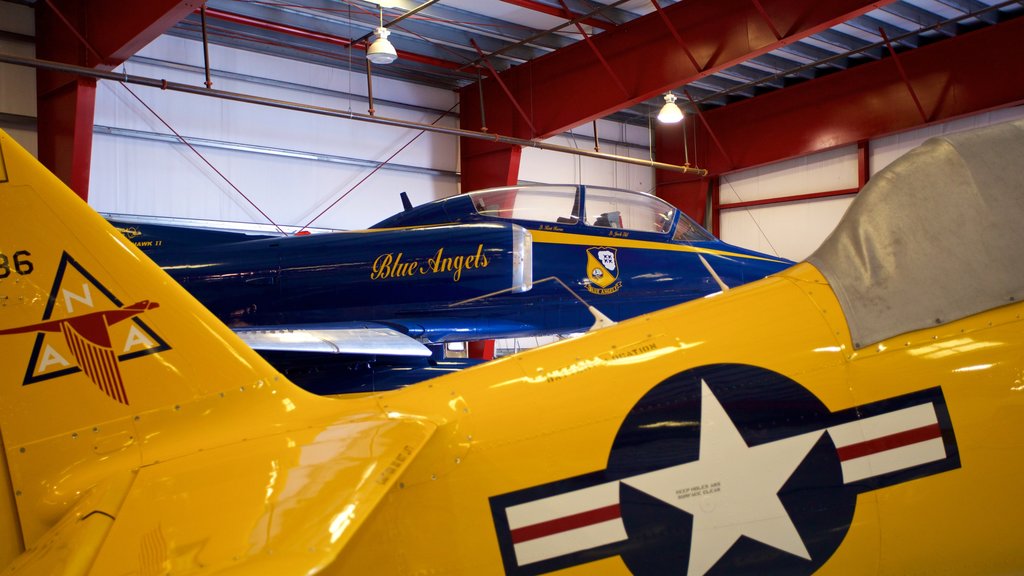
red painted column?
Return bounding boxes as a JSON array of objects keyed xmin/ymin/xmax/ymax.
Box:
[
  {"xmin": 468, "ymin": 340, "xmax": 496, "ymax": 361},
  {"xmin": 36, "ymin": 0, "xmax": 97, "ymax": 199},
  {"xmin": 35, "ymin": 0, "xmax": 199, "ymax": 199},
  {"xmin": 653, "ymin": 119, "xmax": 711, "ymax": 226},
  {"xmin": 36, "ymin": 78, "xmax": 97, "ymax": 200},
  {"xmin": 460, "ymin": 143, "xmax": 523, "ymax": 192},
  {"xmin": 459, "ymin": 64, "xmax": 528, "ymax": 192}
]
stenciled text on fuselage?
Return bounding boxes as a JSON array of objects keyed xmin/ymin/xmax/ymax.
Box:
[{"xmin": 370, "ymin": 243, "xmax": 490, "ymax": 282}]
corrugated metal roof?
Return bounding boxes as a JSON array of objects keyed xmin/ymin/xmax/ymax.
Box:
[{"xmin": 164, "ymin": 0, "xmax": 1023, "ymax": 125}]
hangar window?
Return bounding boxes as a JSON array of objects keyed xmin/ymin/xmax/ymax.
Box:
[{"xmin": 584, "ymin": 187, "xmax": 675, "ymax": 234}]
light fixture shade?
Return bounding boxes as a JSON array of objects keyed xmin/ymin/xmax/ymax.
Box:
[
  {"xmin": 367, "ymin": 27, "xmax": 397, "ymax": 65},
  {"xmin": 657, "ymin": 93, "xmax": 684, "ymax": 124}
]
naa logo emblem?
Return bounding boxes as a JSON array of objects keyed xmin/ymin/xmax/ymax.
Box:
[
  {"xmin": 0, "ymin": 252, "xmax": 169, "ymax": 405},
  {"xmin": 585, "ymin": 247, "xmax": 622, "ymax": 295}
]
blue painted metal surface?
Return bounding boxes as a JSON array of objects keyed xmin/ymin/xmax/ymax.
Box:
[
  {"xmin": 108, "ymin": 184, "xmax": 792, "ymax": 390},
  {"xmin": 370, "ymin": 185, "xmax": 792, "ymax": 338}
]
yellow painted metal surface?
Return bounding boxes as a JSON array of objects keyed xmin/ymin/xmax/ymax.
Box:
[
  {"xmin": 0, "ymin": 429, "xmax": 23, "ymax": 571},
  {"xmin": 2, "ymin": 127, "xmax": 1023, "ymax": 574},
  {"xmin": 0, "ymin": 130, "xmax": 436, "ymax": 573}
]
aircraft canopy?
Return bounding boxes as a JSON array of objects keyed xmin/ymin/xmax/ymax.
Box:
[{"xmin": 808, "ymin": 119, "xmax": 1024, "ymax": 349}]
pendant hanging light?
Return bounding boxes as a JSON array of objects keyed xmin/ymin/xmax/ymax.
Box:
[
  {"xmin": 367, "ymin": 5, "xmax": 398, "ymax": 65},
  {"xmin": 657, "ymin": 92, "xmax": 684, "ymax": 124}
]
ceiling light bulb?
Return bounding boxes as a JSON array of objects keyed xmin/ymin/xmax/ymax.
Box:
[
  {"xmin": 657, "ymin": 92, "xmax": 684, "ymax": 124},
  {"xmin": 367, "ymin": 26, "xmax": 398, "ymax": 65}
]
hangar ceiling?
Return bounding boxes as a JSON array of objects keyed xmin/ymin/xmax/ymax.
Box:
[
  {"xmin": 163, "ymin": 0, "xmax": 1023, "ymax": 126},
  {"xmin": 3, "ymin": 0, "xmax": 1023, "ymax": 205}
]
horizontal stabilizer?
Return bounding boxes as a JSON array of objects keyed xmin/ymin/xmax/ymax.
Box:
[{"xmin": 235, "ymin": 325, "xmax": 432, "ymax": 356}]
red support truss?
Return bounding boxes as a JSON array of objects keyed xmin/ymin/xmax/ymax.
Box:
[
  {"xmin": 684, "ymin": 16, "xmax": 1024, "ymax": 175},
  {"xmin": 35, "ymin": 0, "xmax": 199, "ymax": 199},
  {"xmin": 460, "ymin": 0, "xmax": 897, "ymax": 190}
]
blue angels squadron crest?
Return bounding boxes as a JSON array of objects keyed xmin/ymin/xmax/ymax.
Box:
[{"xmin": 586, "ymin": 247, "xmax": 622, "ymax": 295}]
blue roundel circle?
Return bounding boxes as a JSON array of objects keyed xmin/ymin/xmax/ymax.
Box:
[{"xmin": 605, "ymin": 363, "xmax": 859, "ymax": 576}]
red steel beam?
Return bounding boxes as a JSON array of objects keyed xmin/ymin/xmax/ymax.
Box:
[
  {"xmin": 857, "ymin": 139, "xmax": 869, "ymax": 188},
  {"xmin": 36, "ymin": 0, "xmax": 197, "ymax": 199},
  {"xmin": 721, "ymin": 187, "xmax": 860, "ymax": 210},
  {"xmin": 684, "ymin": 89, "xmax": 732, "ymax": 170},
  {"xmin": 500, "ymin": 0, "xmax": 615, "ymax": 31},
  {"xmin": 686, "ymin": 16, "xmax": 1024, "ymax": 175},
  {"xmin": 470, "ymin": 39, "xmax": 538, "ymax": 137},
  {"xmin": 202, "ymin": 8, "xmax": 465, "ymax": 71},
  {"xmin": 749, "ymin": 0, "xmax": 783, "ymax": 41},
  {"xmin": 461, "ymin": 146, "xmax": 523, "ymax": 193},
  {"xmin": 650, "ymin": 0, "xmax": 701, "ymax": 71},
  {"xmin": 652, "ymin": 118, "xmax": 710, "ymax": 226},
  {"xmin": 460, "ymin": 0, "xmax": 896, "ymax": 190},
  {"xmin": 879, "ymin": 28, "xmax": 929, "ymax": 124},
  {"xmin": 557, "ymin": 0, "xmax": 629, "ymax": 97},
  {"xmin": 461, "ymin": 0, "xmax": 897, "ymax": 141}
]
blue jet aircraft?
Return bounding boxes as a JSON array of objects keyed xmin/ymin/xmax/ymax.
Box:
[{"xmin": 107, "ymin": 185, "xmax": 791, "ymax": 390}]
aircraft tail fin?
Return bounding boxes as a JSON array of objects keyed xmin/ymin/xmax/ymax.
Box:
[{"xmin": 0, "ymin": 129, "xmax": 306, "ymax": 549}]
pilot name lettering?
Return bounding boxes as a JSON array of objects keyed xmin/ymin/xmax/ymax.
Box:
[{"xmin": 371, "ymin": 243, "xmax": 490, "ymax": 282}]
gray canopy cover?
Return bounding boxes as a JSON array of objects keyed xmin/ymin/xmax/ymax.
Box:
[{"xmin": 807, "ymin": 118, "xmax": 1024, "ymax": 349}]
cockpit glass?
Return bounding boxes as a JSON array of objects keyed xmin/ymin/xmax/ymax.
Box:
[
  {"xmin": 467, "ymin": 185, "xmax": 712, "ymax": 239},
  {"xmin": 584, "ymin": 187, "xmax": 675, "ymax": 233},
  {"xmin": 673, "ymin": 212, "xmax": 715, "ymax": 242},
  {"xmin": 469, "ymin": 186, "xmax": 580, "ymax": 224}
]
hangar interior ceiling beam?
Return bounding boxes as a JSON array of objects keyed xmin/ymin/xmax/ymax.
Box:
[
  {"xmin": 35, "ymin": 0, "xmax": 199, "ymax": 199},
  {"xmin": 458, "ymin": 0, "xmax": 898, "ymax": 191},
  {"xmin": 499, "ymin": 0, "xmax": 618, "ymax": 31},
  {"xmin": 654, "ymin": 14, "xmax": 1024, "ymax": 227},
  {"xmin": 677, "ymin": 15, "xmax": 1024, "ymax": 175},
  {"xmin": 201, "ymin": 7, "xmax": 467, "ymax": 72}
]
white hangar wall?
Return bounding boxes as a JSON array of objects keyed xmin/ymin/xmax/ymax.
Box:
[
  {"xmin": 719, "ymin": 105, "xmax": 1024, "ymax": 261},
  {"xmin": 0, "ymin": 2, "xmax": 37, "ymax": 156},
  {"xmin": 520, "ymin": 122, "xmax": 657, "ymax": 193},
  {"xmin": 90, "ymin": 35, "xmax": 460, "ymax": 230},
  {"xmin": 89, "ymin": 35, "xmax": 655, "ymax": 230}
]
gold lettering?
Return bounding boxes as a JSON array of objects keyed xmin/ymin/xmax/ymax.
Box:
[
  {"xmin": 428, "ymin": 248, "xmax": 448, "ymax": 275},
  {"xmin": 371, "ymin": 253, "xmax": 394, "ymax": 280},
  {"xmin": 373, "ymin": 244, "xmax": 492, "ymax": 282},
  {"xmin": 451, "ymin": 255, "xmax": 465, "ymax": 281},
  {"xmin": 477, "ymin": 244, "xmax": 488, "ymax": 268}
]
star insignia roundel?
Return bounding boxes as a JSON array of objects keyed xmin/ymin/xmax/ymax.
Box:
[{"xmin": 490, "ymin": 363, "xmax": 960, "ymax": 576}]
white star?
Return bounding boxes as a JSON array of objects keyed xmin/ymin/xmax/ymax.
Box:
[{"xmin": 622, "ymin": 379, "xmax": 823, "ymax": 576}]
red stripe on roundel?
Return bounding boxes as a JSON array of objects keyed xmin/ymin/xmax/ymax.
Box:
[
  {"xmin": 837, "ymin": 423, "xmax": 942, "ymax": 461},
  {"xmin": 510, "ymin": 504, "xmax": 621, "ymax": 544}
]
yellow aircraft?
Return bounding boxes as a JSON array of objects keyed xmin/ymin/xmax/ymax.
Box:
[{"xmin": 0, "ymin": 118, "xmax": 1022, "ymax": 575}]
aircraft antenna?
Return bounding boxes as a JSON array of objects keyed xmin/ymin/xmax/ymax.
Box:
[
  {"xmin": 450, "ymin": 276, "xmax": 616, "ymax": 331},
  {"xmin": 697, "ymin": 254, "xmax": 730, "ymax": 292}
]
